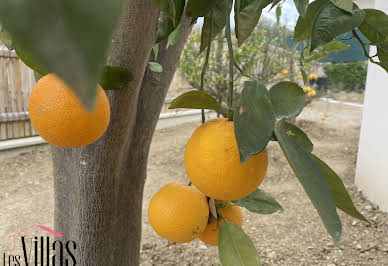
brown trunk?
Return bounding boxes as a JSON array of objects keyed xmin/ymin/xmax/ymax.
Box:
[{"xmin": 52, "ymin": 2, "xmax": 192, "ymax": 265}]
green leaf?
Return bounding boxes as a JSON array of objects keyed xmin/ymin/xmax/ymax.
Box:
[
  {"xmin": 218, "ymin": 221, "xmax": 261, "ymax": 266},
  {"xmin": 234, "ymin": 80, "xmax": 276, "ymax": 163},
  {"xmin": 269, "ymin": 81, "xmax": 306, "ymax": 119},
  {"xmin": 275, "ymin": 119, "xmax": 342, "ymax": 244},
  {"xmin": 234, "ymin": 0, "xmax": 272, "ymax": 46},
  {"xmin": 148, "ymin": 62, "xmax": 163, "ymax": 73},
  {"xmin": 200, "ymin": 0, "xmax": 228, "ymax": 52},
  {"xmin": 186, "ymin": 0, "xmax": 216, "ymax": 17},
  {"xmin": 311, "ymin": 3, "xmax": 365, "ymax": 50},
  {"xmin": 232, "ymin": 189, "xmax": 283, "ymax": 214},
  {"xmin": 0, "ymin": 28, "xmax": 13, "ymax": 49},
  {"xmin": 293, "ymin": 0, "xmax": 309, "ymax": 17},
  {"xmin": 276, "ymin": 5, "xmax": 282, "ymax": 24},
  {"xmin": 155, "ymin": 0, "xmax": 176, "ymax": 23},
  {"xmin": 277, "ymin": 122, "xmax": 313, "ymax": 153},
  {"xmin": 14, "ymin": 42, "xmax": 48, "ymax": 76},
  {"xmin": 329, "ymin": 0, "xmax": 353, "ymax": 13},
  {"xmin": 300, "ymin": 66, "xmax": 308, "ymax": 85},
  {"xmin": 169, "ymin": 90, "xmax": 221, "ymax": 110},
  {"xmin": 307, "ymin": 41, "xmax": 350, "ymax": 62},
  {"xmin": 294, "ymin": 0, "xmax": 329, "ymax": 41},
  {"xmin": 99, "ymin": 66, "xmax": 133, "ymax": 90},
  {"xmin": 306, "ymin": 51, "xmax": 328, "ymax": 62},
  {"xmin": 322, "ymin": 41, "xmax": 351, "ymax": 52},
  {"xmin": 0, "ymin": 0, "xmax": 127, "ymax": 109},
  {"xmin": 167, "ymin": 23, "xmax": 182, "ymax": 48},
  {"xmin": 311, "ymin": 154, "xmax": 368, "ymax": 223},
  {"xmin": 358, "ymin": 9, "xmax": 388, "ymax": 46},
  {"xmin": 157, "ymin": 14, "xmax": 175, "ymax": 42},
  {"xmin": 153, "ymin": 44, "xmax": 159, "ymax": 61},
  {"xmin": 378, "ymin": 47, "xmax": 388, "ymax": 62}
]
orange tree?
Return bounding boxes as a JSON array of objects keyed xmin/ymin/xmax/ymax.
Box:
[{"xmin": 0, "ymin": 0, "xmax": 387, "ymax": 265}]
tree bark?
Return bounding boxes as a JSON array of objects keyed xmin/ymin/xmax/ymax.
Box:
[{"xmin": 52, "ymin": 1, "xmax": 193, "ymax": 265}]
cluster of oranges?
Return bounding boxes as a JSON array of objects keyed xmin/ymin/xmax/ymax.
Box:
[
  {"xmin": 28, "ymin": 74, "xmax": 110, "ymax": 148},
  {"xmin": 303, "ymin": 86, "xmax": 317, "ymax": 97},
  {"xmin": 148, "ymin": 118, "xmax": 268, "ymax": 246},
  {"xmin": 309, "ymin": 73, "xmax": 319, "ymax": 80},
  {"xmin": 275, "ymin": 69, "xmax": 289, "ymax": 79}
]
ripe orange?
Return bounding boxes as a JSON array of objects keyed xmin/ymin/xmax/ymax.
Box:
[
  {"xmin": 28, "ymin": 74, "xmax": 110, "ymax": 148},
  {"xmin": 148, "ymin": 182, "xmax": 209, "ymax": 243},
  {"xmin": 184, "ymin": 118, "xmax": 268, "ymax": 200},
  {"xmin": 199, "ymin": 201, "xmax": 243, "ymax": 246}
]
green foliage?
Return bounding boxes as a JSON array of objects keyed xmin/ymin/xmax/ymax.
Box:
[
  {"xmin": 358, "ymin": 9, "xmax": 388, "ymax": 72},
  {"xmin": 168, "ymin": 90, "xmax": 221, "ymax": 111},
  {"xmin": 234, "ymin": 80, "xmax": 275, "ymax": 163},
  {"xmin": 329, "ymin": 0, "xmax": 353, "ymax": 13},
  {"xmin": 293, "ymin": 0, "xmax": 309, "ymax": 17},
  {"xmin": 323, "ymin": 62, "xmax": 367, "ymax": 92},
  {"xmin": 0, "ymin": 0, "xmax": 127, "ymax": 109},
  {"xmin": 180, "ymin": 19, "xmax": 299, "ymax": 109},
  {"xmin": 156, "ymin": 0, "xmax": 185, "ymax": 43},
  {"xmin": 218, "ymin": 221, "xmax": 261, "ymax": 266},
  {"xmin": 310, "ymin": 3, "xmax": 365, "ymax": 50},
  {"xmin": 0, "ymin": 27, "xmax": 12, "ymax": 49},
  {"xmin": 306, "ymin": 41, "xmax": 350, "ymax": 62},
  {"xmin": 274, "ymin": 119, "xmax": 342, "ymax": 244},
  {"xmin": 200, "ymin": 0, "xmax": 229, "ymax": 52},
  {"xmin": 294, "ymin": 0, "xmax": 329, "ymax": 41},
  {"xmin": 269, "ymin": 81, "xmax": 306, "ymax": 119},
  {"xmin": 13, "ymin": 42, "xmax": 48, "ymax": 76},
  {"xmin": 276, "ymin": 5, "xmax": 282, "ymax": 24},
  {"xmin": 148, "ymin": 62, "xmax": 163, "ymax": 73},
  {"xmin": 233, "ymin": 189, "xmax": 283, "ymax": 214},
  {"xmin": 186, "ymin": 0, "xmax": 216, "ymax": 17},
  {"xmin": 358, "ymin": 9, "xmax": 388, "ymax": 46},
  {"xmin": 312, "ymin": 154, "xmax": 368, "ymax": 222},
  {"xmin": 155, "ymin": 0, "xmax": 177, "ymax": 23},
  {"xmin": 234, "ymin": 0, "xmax": 266, "ymax": 46}
]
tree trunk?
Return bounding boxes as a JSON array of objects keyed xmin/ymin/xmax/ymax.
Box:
[{"xmin": 52, "ymin": 1, "xmax": 193, "ymax": 265}]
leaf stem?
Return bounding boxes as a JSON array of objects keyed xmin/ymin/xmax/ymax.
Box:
[
  {"xmin": 352, "ymin": 30, "xmax": 376, "ymax": 63},
  {"xmin": 224, "ymin": 0, "xmax": 235, "ymax": 121},
  {"xmin": 234, "ymin": 62, "xmax": 255, "ymax": 80},
  {"xmin": 200, "ymin": 10, "xmax": 214, "ymax": 124}
]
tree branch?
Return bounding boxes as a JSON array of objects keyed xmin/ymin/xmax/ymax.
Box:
[{"xmin": 125, "ymin": 12, "xmax": 194, "ymax": 169}]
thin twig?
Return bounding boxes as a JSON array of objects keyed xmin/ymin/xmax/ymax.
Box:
[
  {"xmin": 234, "ymin": 62, "xmax": 255, "ymax": 79},
  {"xmin": 200, "ymin": 10, "xmax": 213, "ymax": 124},
  {"xmin": 224, "ymin": 0, "xmax": 235, "ymax": 121}
]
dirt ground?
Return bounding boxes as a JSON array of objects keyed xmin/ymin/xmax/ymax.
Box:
[
  {"xmin": 1, "ymin": 99, "xmax": 387, "ymax": 265},
  {"xmin": 328, "ymin": 91, "xmax": 364, "ymax": 104}
]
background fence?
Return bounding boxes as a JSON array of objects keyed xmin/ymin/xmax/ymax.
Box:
[{"xmin": 0, "ymin": 49, "xmax": 37, "ymax": 141}]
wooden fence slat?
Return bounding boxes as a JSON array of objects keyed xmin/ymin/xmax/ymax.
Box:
[
  {"xmin": 0, "ymin": 51, "xmax": 37, "ymax": 140},
  {"xmin": 0, "ymin": 57, "xmax": 10, "ymax": 140},
  {"xmin": 14, "ymin": 59, "xmax": 25, "ymax": 137}
]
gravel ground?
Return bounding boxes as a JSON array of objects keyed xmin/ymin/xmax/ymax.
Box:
[{"xmin": 1, "ymin": 99, "xmax": 387, "ymax": 265}]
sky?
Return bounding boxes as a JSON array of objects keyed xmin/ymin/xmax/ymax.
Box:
[
  {"xmin": 197, "ymin": 0, "xmax": 300, "ymax": 30},
  {"xmin": 264, "ymin": 0, "xmax": 300, "ymax": 29}
]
